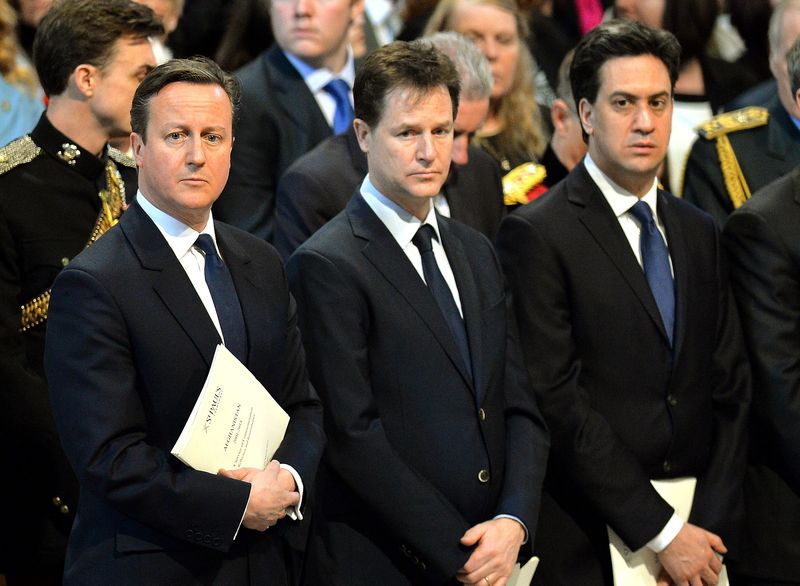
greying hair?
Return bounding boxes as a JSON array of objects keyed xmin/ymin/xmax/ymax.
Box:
[
  {"xmin": 788, "ymin": 35, "xmax": 800, "ymax": 95},
  {"xmin": 425, "ymin": 32, "xmax": 491, "ymax": 101},
  {"xmin": 769, "ymin": 0, "xmax": 800, "ymax": 52},
  {"xmin": 555, "ymin": 49, "xmax": 575, "ymax": 113}
]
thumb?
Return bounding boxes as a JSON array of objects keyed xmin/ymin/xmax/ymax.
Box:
[
  {"xmin": 218, "ymin": 467, "xmax": 250, "ymax": 480},
  {"xmin": 460, "ymin": 522, "xmax": 488, "ymax": 546}
]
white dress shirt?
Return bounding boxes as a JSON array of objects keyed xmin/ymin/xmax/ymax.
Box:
[
  {"xmin": 582, "ymin": 156, "xmax": 683, "ymax": 553},
  {"xmin": 136, "ymin": 193, "xmax": 305, "ymax": 530},
  {"xmin": 360, "ymin": 175, "xmax": 464, "ymax": 316}
]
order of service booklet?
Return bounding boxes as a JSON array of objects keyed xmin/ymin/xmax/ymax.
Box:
[
  {"xmin": 508, "ymin": 556, "xmax": 539, "ymax": 586},
  {"xmin": 171, "ymin": 344, "xmax": 289, "ymax": 474},
  {"xmin": 607, "ymin": 477, "xmax": 728, "ymax": 585}
]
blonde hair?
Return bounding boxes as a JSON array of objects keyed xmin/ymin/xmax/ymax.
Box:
[
  {"xmin": 0, "ymin": 0, "xmax": 39, "ymax": 96},
  {"xmin": 424, "ymin": 0, "xmax": 547, "ymax": 161}
]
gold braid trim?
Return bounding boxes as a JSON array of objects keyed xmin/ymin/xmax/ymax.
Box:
[
  {"xmin": 0, "ymin": 135, "xmax": 40, "ymax": 175},
  {"xmin": 503, "ymin": 162, "xmax": 547, "ymax": 206},
  {"xmin": 19, "ymin": 158, "xmax": 127, "ymax": 332},
  {"xmin": 715, "ymin": 134, "xmax": 751, "ymax": 210}
]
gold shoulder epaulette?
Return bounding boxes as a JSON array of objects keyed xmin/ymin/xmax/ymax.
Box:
[
  {"xmin": 696, "ymin": 106, "xmax": 769, "ymax": 140},
  {"xmin": 503, "ymin": 162, "xmax": 547, "ymax": 206},
  {"xmin": 108, "ymin": 146, "xmax": 135, "ymax": 168},
  {"xmin": 0, "ymin": 135, "xmax": 41, "ymax": 175}
]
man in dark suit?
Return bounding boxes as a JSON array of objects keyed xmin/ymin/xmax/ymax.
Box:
[
  {"xmin": 683, "ymin": 0, "xmax": 800, "ymax": 225},
  {"xmin": 0, "ymin": 2, "xmax": 162, "ymax": 583},
  {"xmin": 286, "ymin": 41, "xmax": 548, "ymax": 585},
  {"xmin": 497, "ymin": 21, "xmax": 750, "ymax": 585},
  {"xmin": 721, "ymin": 37, "xmax": 800, "ymax": 586},
  {"xmin": 275, "ymin": 31, "xmax": 504, "ymax": 259},
  {"xmin": 44, "ymin": 57, "xmax": 324, "ymax": 585},
  {"xmin": 214, "ymin": 0, "xmax": 363, "ymax": 241}
]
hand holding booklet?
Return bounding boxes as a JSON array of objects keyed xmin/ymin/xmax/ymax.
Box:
[{"xmin": 171, "ymin": 344, "xmax": 289, "ymax": 474}]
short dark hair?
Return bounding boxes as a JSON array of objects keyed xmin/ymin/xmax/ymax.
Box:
[
  {"xmin": 33, "ymin": 0, "xmax": 163, "ymax": 97},
  {"xmin": 130, "ymin": 56, "xmax": 241, "ymax": 141},
  {"xmin": 354, "ymin": 39, "xmax": 461, "ymax": 128},
  {"xmin": 570, "ymin": 19, "xmax": 681, "ymax": 115}
]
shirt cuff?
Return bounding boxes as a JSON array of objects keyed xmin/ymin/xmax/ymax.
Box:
[
  {"xmin": 280, "ymin": 463, "xmax": 304, "ymax": 521},
  {"xmin": 646, "ymin": 511, "xmax": 684, "ymax": 553},
  {"xmin": 493, "ymin": 514, "xmax": 529, "ymax": 545},
  {"xmin": 233, "ymin": 490, "xmax": 250, "ymax": 540}
]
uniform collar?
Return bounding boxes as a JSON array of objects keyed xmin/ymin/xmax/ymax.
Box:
[{"xmin": 30, "ymin": 112, "xmax": 107, "ymax": 182}]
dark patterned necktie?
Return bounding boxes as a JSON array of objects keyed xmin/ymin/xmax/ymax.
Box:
[
  {"xmin": 630, "ymin": 201, "xmax": 675, "ymax": 346},
  {"xmin": 412, "ymin": 224, "xmax": 472, "ymax": 377},
  {"xmin": 194, "ymin": 234, "xmax": 247, "ymax": 361}
]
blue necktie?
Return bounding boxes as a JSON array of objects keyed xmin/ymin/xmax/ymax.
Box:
[
  {"xmin": 629, "ymin": 201, "xmax": 675, "ymax": 346},
  {"xmin": 323, "ymin": 78, "xmax": 354, "ymax": 134},
  {"xmin": 194, "ymin": 234, "xmax": 248, "ymax": 362},
  {"xmin": 412, "ymin": 225, "xmax": 472, "ymax": 378}
]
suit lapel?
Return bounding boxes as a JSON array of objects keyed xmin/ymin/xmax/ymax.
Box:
[
  {"xmin": 265, "ymin": 47, "xmax": 331, "ymax": 142},
  {"xmin": 657, "ymin": 191, "xmax": 687, "ymax": 355},
  {"xmin": 120, "ymin": 202, "xmax": 220, "ymax": 367},
  {"xmin": 347, "ymin": 194, "xmax": 475, "ymax": 390},
  {"xmin": 438, "ymin": 216, "xmax": 483, "ymax": 402},
  {"xmin": 569, "ymin": 164, "xmax": 670, "ymax": 344}
]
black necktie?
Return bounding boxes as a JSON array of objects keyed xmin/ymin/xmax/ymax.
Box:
[
  {"xmin": 194, "ymin": 234, "xmax": 248, "ymax": 362},
  {"xmin": 629, "ymin": 201, "xmax": 675, "ymax": 346},
  {"xmin": 323, "ymin": 78, "xmax": 354, "ymax": 134},
  {"xmin": 411, "ymin": 224, "xmax": 472, "ymax": 378}
]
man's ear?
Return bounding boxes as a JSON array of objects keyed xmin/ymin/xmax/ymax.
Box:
[
  {"xmin": 550, "ymin": 98, "xmax": 573, "ymax": 135},
  {"xmin": 353, "ymin": 118, "xmax": 371, "ymax": 154},
  {"xmin": 72, "ymin": 63, "xmax": 98, "ymax": 99},
  {"xmin": 578, "ymin": 97, "xmax": 594, "ymax": 137},
  {"xmin": 131, "ymin": 132, "xmax": 145, "ymax": 166}
]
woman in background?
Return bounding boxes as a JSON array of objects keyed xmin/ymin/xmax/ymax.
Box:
[{"xmin": 425, "ymin": 0, "xmax": 549, "ymax": 174}]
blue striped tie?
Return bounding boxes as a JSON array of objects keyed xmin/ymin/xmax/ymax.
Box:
[{"xmin": 323, "ymin": 78, "xmax": 354, "ymax": 134}]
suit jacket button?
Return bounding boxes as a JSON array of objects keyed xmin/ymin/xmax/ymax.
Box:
[
  {"xmin": 667, "ymin": 395, "xmax": 678, "ymax": 406},
  {"xmin": 52, "ymin": 496, "xmax": 62, "ymax": 506},
  {"xmin": 663, "ymin": 460, "xmax": 672, "ymax": 473},
  {"xmin": 478, "ymin": 469, "xmax": 490, "ymax": 483},
  {"xmin": 185, "ymin": 529, "xmax": 194, "ymax": 539},
  {"xmin": 420, "ymin": 561, "xmax": 427, "ymax": 571},
  {"xmin": 59, "ymin": 504, "xmax": 70, "ymax": 515},
  {"xmin": 478, "ymin": 408, "xmax": 486, "ymax": 421}
]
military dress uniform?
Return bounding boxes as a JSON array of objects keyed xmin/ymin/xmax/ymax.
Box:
[
  {"xmin": 0, "ymin": 113, "xmax": 136, "ymax": 579},
  {"xmin": 683, "ymin": 96, "xmax": 800, "ymax": 225}
]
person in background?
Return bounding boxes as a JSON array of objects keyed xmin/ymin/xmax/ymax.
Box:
[
  {"xmin": 0, "ymin": 3, "xmax": 161, "ymax": 583},
  {"xmin": 0, "ymin": 0, "xmax": 43, "ymax": 146},
  {"xmin": 424, "ymin": 0, "xmax": 549, "ymax": 177},
  {"xmin": 683, "ymin": 0, "xmax": 800, "ymax": 224},
  {"xmin": 214, "ymin": 0, "xmax": 363, "ymax": 242},
  {"xmin": 722, "ymin": 34, "xmax": 800, "ymax": 586},
  {"xmin": 134, "ymin": 0, "xmax": 185, "ymax": 62}
]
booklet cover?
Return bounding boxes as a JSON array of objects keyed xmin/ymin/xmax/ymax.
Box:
[
  {"xmin": 171, "ymin": 344, "xmax": 289, "ymax": 474},
  {"xmin": 508, "ymin": 556, "xmax": 539, "ymax": 586}
]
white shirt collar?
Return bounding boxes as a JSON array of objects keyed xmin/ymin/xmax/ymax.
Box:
[
  {"xmin": 282, "ymin": 48, "xmax": 356, "ymax": 94},
  {"xmin": 359, "ymin": 174, "xmax": 442, "ymax": 249},
  {"xmin": 135, "ymin": 190, "xmax": 218, "ymax": 259},
  {"xmin": 583, "ymin": 153, "xmax": 660, "ymax": 219}
]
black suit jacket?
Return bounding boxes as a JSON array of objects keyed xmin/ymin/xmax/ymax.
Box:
[
  {"xmin": 723, "ymin": 167, "xmax": 800, "ymax": 582},
  {"xmin": 286, "ymin": 193, "xmax": 548, "ymax": 585},
  {"xmin": 274, "ymin": 126, "xmax": 506, "ymax": 259},
  {"xmin": 683, "ymin": 95, "xmax": 800, "ymax": 225},
  {"xmin": 215, "ymin": 46, "xmax": 334, "ymax": 241},
  {"xmin": 497, "ymin": 163, "xmax": 750, "ymax": 585},
  {"xmin": 44, "ymin": 201, "xmax": 325, "ymax": 585}
]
